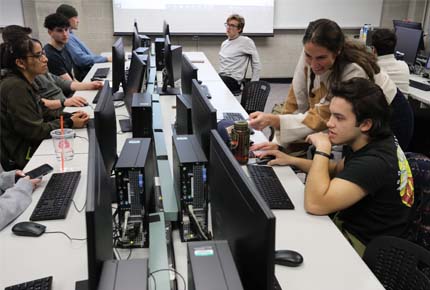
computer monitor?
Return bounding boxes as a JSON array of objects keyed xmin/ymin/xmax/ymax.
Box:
[
  {"xmin": 132, "ymin": 25, "xmax": 141, "ymax": 51},
  {"xmin": 181, "ymin": 54, "xmax": 198, "ymax": 95},
  {"xmin": 124, "ymin": 51, "xmax": 147, "ymax": 116},
  {"xmin": 209, "ymin": 130, "xmax": 276, "ymax": 290},
  {"xmin": 163, "ymin": 20, "xmax": 170, "ymax": 38},
  {"xmin": 160, "ymin": 34, "xmax": 182, "ymax": 94},
  {"xmin": 112, "ymin": 37, "xmax": 126, "ymax": 100},
  {"xmin": 191, "ymin": 79, "xmax": 217, "ymax": 158},
  {"xmin": 393, "ymin": 20, "xmax": 424, "ymax": 51},
  {"xmin": 395, "ymin": 26, "xmax": 422, "ymax": 66},
  {"xmin": 81, "ymin": 125, "xmax": 113, "ymax": 290},
  {"xmin": 94, "ymin": 80, "xmax": 117, "ymax": 173},
  {"xmin": 132, "ymin": 21, "xmax": 151, "ymax": 50}
]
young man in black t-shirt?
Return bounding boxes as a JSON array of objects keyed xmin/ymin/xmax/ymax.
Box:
[
  {"xmin": 44, "ymin": 13, "xmax": 74, "ymax": 81},
  {"xmin": 258, "ymin": 77, "xmax": 414, "ymax": 256}
]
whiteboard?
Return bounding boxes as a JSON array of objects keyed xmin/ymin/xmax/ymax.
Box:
[
  {"xmin": 274, "ymin": 0, "xmax": 383, "ymax": 29},
  {"xmin": 112, "ymin": 0, "xmax": 274, "ymax": 34},
  {"xmin": 0, "ymin": 0, "xmax": 24, "ymax": 27}
]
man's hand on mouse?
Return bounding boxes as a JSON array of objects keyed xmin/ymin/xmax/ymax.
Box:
[
  {"xmin": 64, "ymin": 96, "xmax": 89, "ymax": 107},
  {"xmin": 256, "ymin": 150, "xmax": 293, "ymax": 166}
]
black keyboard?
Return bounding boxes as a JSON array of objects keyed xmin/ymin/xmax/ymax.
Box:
[
  {"xmin": 247, "ymin": 165, "xmax": 294, "ymax": 210},
  {"xmin": 223, "ymin": 112, "xmax": 255, "ymax": 134},
  {"xmin": 223, "ymin": 112, "xmax": 245, "ymax": 121},
  {"xmin": 30, "ymin": 171, "xmax": 81, "ymax": 221},
  {"xmin": 410, "ymin": 79, "xmax": 430, "ymax": 91},
  {"xmin": 93, "ymin": 67, "xmax": 110, "ymax": 79},
  {"xmin": 5, "ymin": 276, "xmax": 52, "ymax": 290}
]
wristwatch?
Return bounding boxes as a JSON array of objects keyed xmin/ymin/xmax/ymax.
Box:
[{"xmin": 60, "ymin": 99, "xmax": 66, "ymax": 108}]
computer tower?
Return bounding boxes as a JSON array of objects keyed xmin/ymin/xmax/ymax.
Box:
[
  {"xmin": 114, "ymin": 138, "xmax": 155, "ymax": 248},
  {"xmin": 172, "ymin": 134, "xmax": 209, "ymax": 242},
  {"xmin": 155, "ymin": 37, "xmax": 165, "ymax": 70},
  {"xmin": 188, "ymin": 241, "xmax": 244, "ymax": 290},
  {"xmin": 176, "ymin": 94, "xmax": 193, "ymax": 134},
  {"xmin": 131, "ymin": 92, "xmax": 152, "ymax": 138},
  {"xmin": 97, "ymin": 259, "xmax": 148, "ymax": 290}
]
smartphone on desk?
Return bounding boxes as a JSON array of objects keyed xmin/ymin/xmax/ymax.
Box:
[{"xmin": 25, "ymin": 164, "xmax": 54, "ymax": 179}]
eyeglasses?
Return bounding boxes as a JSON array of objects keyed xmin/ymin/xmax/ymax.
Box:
[
  {"xmin": 224, "ymin": 23, "xmax": 239, "ymax": 29},
  {"xmin": 25, "ymin": 50, "xmax": 47, "ymax": 61}
]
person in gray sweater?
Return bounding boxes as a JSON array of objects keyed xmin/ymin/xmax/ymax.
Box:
[
  {"xmin": 219, "ymin": 14, "xmax": 261, "ymax": 94},
  {"xmin": 0, "ymin": 167, "xmax": 40, "ymax": 230}
]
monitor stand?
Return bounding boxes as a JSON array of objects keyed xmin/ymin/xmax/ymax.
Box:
[
  {"xmin": 112, "ymin": 91, "xmax": 124, "ymax": 101},
  {"xmin": 119, "ymin": 119, "xmax": 132, "ymax": 133},
  {"xmin": 157, "ymin": 86, "xmax": 180, "ymax": 96}
]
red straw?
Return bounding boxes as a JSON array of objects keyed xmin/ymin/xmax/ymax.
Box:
[{"xmin": 60, "ymin": 115, "xmax": 64, "ymax": 172}]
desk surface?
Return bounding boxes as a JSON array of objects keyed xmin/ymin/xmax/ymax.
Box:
[
  {"xmin": 166, "ymin": 52, "xmax": 385, "ymax": 290},
  {"xmin": 409, "ymin": 74, "xmax": 430, "ymax": 105},
  {"xmin": 0, "ymin": 155, "xmax": 88, "ymax": 289},
  {"xmin": 1, "ymin": 52, "xmax": 384, "ymax": 290}
]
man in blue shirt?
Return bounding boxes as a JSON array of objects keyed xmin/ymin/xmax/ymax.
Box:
[{"xmin": 56, "ymin": 4, "xmax": 111, "ymax": 81}]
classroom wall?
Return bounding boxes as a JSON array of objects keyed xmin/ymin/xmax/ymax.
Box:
[{"xmin": 22, "ymin": 0, "xmax": 417, "ymax": 79}]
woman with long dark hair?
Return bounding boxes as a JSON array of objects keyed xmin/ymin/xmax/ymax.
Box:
[{"xmin": 249, "ymin": 19, "xmax": 413, "ymax": 151}]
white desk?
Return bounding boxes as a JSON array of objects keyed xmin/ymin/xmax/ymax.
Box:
[
  {"xmin": 163, "ymin": 52, "xmax": 385, "ymax": 290},
  {"xmin": 0, "ymin": 155, "xmax": 89, "ymax": 289},
  {"xmin": 409, "ymin": 74, "xmax": 430, "ymax": 105}
]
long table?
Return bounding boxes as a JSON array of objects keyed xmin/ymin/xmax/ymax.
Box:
[
  {"xmin": 1, "ymin": 51, "xmax": 384, "ymax": 290},
  {"xmin": 163, "ymin": 52, "xmax": 385, "ymax": 290}
]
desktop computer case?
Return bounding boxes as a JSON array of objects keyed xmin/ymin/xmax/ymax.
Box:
[
  {"xmin": 131, "ymin": 92, "xmax": 152, "ymax": 138},
  {"xmin": 172, "ymin": 134, "xmax": 208, "ymax": 242},
  {"xmin": 114, "ymin": 138, "xmax": 154, "ymax": 248},
  {"xmin": 188, "ymin": 241, "xmax": 244, "ymax": 290}
]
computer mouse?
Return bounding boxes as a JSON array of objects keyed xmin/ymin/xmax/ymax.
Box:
[
  {"xmin": 256, "ymin": 155, "xmax": 276, "ymax": 165},
  {"xmin": 12, "ymin": 221, "xmax": 46, "ymax": 237},
  {"xmin": 274, "ymin": 250, "xmax": 303, "ymax": 267}
]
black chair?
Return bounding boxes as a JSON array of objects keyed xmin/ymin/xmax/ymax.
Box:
[
  {"xmin": 363, "ymin": 236, "xmax": 430, "ymax": 290},
  {"xmin": 405, "ymin": 152, "xmax": 430, "ymax": 251},
  {"xmin": 240, "ymin": 80, "xmax": 271, "ymax": 114}
]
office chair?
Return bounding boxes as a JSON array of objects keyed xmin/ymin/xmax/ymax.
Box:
[
  {"xmin": 240, "ymin": 80, "xmax": 271, "ymax": 114},
  {"xmin": 363, "ymin": 235, "xmax": 430, "ymax": 290},
  {"xmin": 405, "ymin": 152, "xmax": 430, "ymax": 251}
]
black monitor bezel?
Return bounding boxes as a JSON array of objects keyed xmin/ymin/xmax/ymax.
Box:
[
  {"xmin": 85, "ymin": 125, "xmax": 114, "ymax": 290},
  {"xmin": 181, "ymin": 54, "xmax": 198, "ymax": 95},
  {"xmin": 191, "ymin": 79, "xmax": 217, "ymax": 158},
  {"xmin": 124, "ymin": 51, "xmax": 147, "ymax": 116},
  {"xmin": 112, "ymin": 37, "xmax": 126, "ymax": 93},
  {"xmin": 394, "ymin": 26, "xmax": 423, "ymax": 66},
  {"xmin": 94, "ymin": 80, "xmax": 117, "ymax": 173},
  {"xmin": 209, "ymin": 129, "xmax": 276, "ymax": 290}
]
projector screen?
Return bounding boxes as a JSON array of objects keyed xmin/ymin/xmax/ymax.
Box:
[{"xmin": 112, "ymin": 0, "xmax": 274, "ymax": 35}]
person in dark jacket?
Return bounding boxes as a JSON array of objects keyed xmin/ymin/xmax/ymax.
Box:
[{"xmin": 0, "ymin": 37, "xmax": 89, "ymax": 170}]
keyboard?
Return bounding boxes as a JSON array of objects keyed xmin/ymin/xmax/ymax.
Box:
[
  {"xmin": 223, "ymin": 112, "xmax": 245, "ymax": 121},
  {"xmin": 93, "ymin": 67, "xmax": 110, "ymax": 79},
  {"xmin": 247, "ymin": 165, "xmax": 294, "ymax": 210},
  {"xmin": 410, "ymin": 79, "xmax": 430, "ymax": 91},
  {"xmin": 5, "ymin": 276, "xmax": 52, "ymax": 290},
  {"xmin": 223, "ymin": 112, "xmax": 255, "ymax": 134},
  {"xmin": 30, "ymin": 171, "xmax": 81, "ymax": 221}
]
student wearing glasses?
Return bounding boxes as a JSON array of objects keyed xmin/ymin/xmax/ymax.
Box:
[
  {"xmin": 218, "ymin": 14, "xmax": 261, "ymax": 94},
  {"xmin": 0, "ymin": 37, "xmax": 89, "ymax": 170},
  {"xmin": 0, "ymin": 25, "xmax": 102, "ymax": 113}
]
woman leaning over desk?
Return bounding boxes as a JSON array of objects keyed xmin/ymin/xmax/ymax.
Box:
[{"xmin": 249, "ymin": 18, "xmax": 413, "ymax": 151}]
